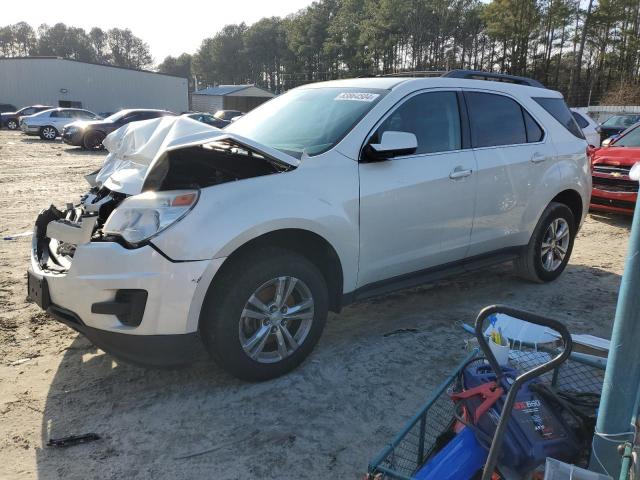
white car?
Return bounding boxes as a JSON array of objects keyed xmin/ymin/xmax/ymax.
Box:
[
  {"xmin": 20, "ymin": 108, "xmax": 100, "ymax": 140},
  {"xmin": 571, "ymin": 108, "xmax": 600, "ymax": 146},
  {"xmin": 28, "ymin": 75, "xmax": 591, "ymax": 380}
]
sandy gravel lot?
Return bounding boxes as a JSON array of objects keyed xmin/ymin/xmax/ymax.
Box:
[{"xmin": 0, "ymin": 128, "xmax": 629, "ymax": 479}]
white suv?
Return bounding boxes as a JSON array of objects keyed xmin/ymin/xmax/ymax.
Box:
[{"xmin": 28, "ymin": 75, "xmax": 591, "ymax": 380}]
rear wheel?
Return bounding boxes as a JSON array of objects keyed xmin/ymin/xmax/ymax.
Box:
[
  {"xmin": 83, "ymin": 130, "xmax": 106, "ymax": 150},
  {"xmin": 516, "ymin": 202, "xmax": 576, "ymax": 282},
  {"xmin": 6, "ymin": 119, "xmax": 18, "ymax": 130},
  {"xmin": 200, "ymin": 248, "xmax": 329, "ymax": 381}
]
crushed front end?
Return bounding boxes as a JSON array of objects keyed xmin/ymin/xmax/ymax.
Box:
[{"xmin": 27, "ymin": 186, "xmax": 211, "ymax": 366}]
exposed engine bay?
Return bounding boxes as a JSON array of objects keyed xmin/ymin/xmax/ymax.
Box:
[{"xmin": 34, "ymin": 132, "xmax": 295, "ymax": 274}]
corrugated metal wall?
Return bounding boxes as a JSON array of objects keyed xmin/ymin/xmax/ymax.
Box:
[
  {"xmin": 0, "ymin": 58, "xmax": 188, "ymax": 113},
  {"xmin": 587, "ymin": 105, "xmax": 640, "ymax": 123},
  {"xmin": 191, "ymin": 94, "xmax": 224, "ymax": 113}
]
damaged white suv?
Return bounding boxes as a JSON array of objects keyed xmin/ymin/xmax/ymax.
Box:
[{"xmin": 28, "ymin": 74, "xmax": 590, "ymax": 380}]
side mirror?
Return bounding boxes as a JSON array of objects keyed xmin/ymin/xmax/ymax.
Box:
[
  {"xmin": 362, "ymin": 131, "xmax": 418, "ymax": 162},
  {"xmin": 601, "ymin": 135, "xmax": 618, "ymax": 147}
]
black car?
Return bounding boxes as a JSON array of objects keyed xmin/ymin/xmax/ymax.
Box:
[
  {"xmin": 598, "ymin": 114, "xmax": 640, "ymax": 144},
  {"xmin": 0, "ymin": 103, "xmax": 16, "ymax": 113},
  {"xmin": 1, "ymin": 105, "xmax": 54, "ymax": 130},
  {"xmin": 62, "ymin": 109, "xmax": 176, "ymax": 149}
]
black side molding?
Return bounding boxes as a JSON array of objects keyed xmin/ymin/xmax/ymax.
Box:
[{"xmin": 342, "ymin": 246, "xmax": 524, "ymax": 307}]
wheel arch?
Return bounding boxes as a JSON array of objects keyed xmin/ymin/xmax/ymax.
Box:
[
  {"xmin": 201, "ymin": 229, "xmax": 345, "ymax": 320},
  {"xmin": 550, "ymin": 189, "xmax": 584, "ymax": 228}
]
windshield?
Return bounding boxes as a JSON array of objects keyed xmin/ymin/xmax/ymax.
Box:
[
  {"xmin": 614, "ymin": 125, "xmax": 640, "ymax": 147},
  {"xmin": 225, "ymin": 87, "xmax": 387, "ymax": 158},
  {"xmin": 602, "ymin": 115, "xmax": 640, "ymax": 128}
]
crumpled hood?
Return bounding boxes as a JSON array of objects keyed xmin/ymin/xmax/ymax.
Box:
[{"xmin": 95, "ymin": 116, "xmax": 300, "ymax": 195}]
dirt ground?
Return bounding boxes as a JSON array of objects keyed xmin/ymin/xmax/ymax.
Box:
[{"xmin": 0, "ymin": 128, "xmax": 630, "ymax": 479}]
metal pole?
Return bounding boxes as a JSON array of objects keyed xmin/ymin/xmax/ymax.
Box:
[{"xmin": 590, "ymin": 194, "xmax": 640, "ymax": 477}]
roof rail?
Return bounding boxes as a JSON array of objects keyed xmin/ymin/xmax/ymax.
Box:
[
  {"xmin": 441, "ymin": 69, "xmax": 545, "ymax": 88},
  {"xmin": 379, "ymin": 70, "xmax": 446, "ymax": 78}
]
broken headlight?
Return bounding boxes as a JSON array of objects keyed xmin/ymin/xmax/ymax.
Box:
[{"xmin": 103, "ymin": 190, "xmax": 199, "ymax": 245}]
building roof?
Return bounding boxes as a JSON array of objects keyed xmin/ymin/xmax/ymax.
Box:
[
  {"xmin": 193, "ymin": 85, "xmax": 273, "ymax": 96},
  {"xmin": 0, "ymin": 56, "xmax": 188, "ymax": 80}
]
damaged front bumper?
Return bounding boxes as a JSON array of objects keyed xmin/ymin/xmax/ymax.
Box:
[{"xmin": 27, "ymin": 204, "xmax": 219, "ymax": 366}]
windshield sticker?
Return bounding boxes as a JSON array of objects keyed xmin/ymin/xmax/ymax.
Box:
[{"xmin": 335, "ymin": 92, "xmax": 380, "ymax": 102}]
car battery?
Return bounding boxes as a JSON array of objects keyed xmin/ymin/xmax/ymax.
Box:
[{"xmin": 460, "ymin": 361, "xmax": 580, "ymax": 476}]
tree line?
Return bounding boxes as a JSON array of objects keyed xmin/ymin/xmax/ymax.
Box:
[
  {"xmin": 3, "ymin": 0, "xmax": 640, "ymax": 106},
  {"xmin": 0, "ymin": 22, "xmax": 152, "ymax": 69},
  {"xmin": 158, "ymin": 0, "xmax": 640, "ymax": 106}
]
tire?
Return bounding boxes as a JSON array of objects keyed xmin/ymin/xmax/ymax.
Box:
[
  {"xmin": 516, "ymin": 202, "xmax": 576, "ymax": 283},
  {"xmin": 39, "ymin": 126, "xmax": 58, "ymax": 140},
  {"xmin": 200, "ymin": 247, "xmax": 329, "ymax": 381},
  {"xmin": 6, "ymin": 119, "xmax": 18, "ymax": 130},
  {"xmin": 83, "ymin": 130, "xmax": 106, "ymax": 150}
]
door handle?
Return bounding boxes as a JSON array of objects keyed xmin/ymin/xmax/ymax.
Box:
[
  {"xmin": 449, "ymin": 167, "xmax": 473, "ymax": 179},
  {"xmin": 531, "ymin": 152, "xmax": 547, "ymax": 163}
]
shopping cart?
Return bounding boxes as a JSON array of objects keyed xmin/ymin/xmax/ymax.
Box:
[{"xmin": 367, "ymin": 305, "xmax": 606, "ymax": 480}]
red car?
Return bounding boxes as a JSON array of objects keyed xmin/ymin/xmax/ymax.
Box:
[{"xmin": 590, "ymin": 122, "xmax": 640, "ymax": 214}]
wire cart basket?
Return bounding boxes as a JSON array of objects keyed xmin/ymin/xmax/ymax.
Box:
[{"xmin": 367, "ymin": 306, "xmax": 607, "ymax": 480}]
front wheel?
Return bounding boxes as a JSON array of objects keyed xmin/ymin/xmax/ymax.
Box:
[
  {"xmin": 200, "ymin": 248, "xmax": 329, "ymax": 381},
  {"xmin": 516, "ymin": 202, "xmax": 576, "ymax": 283},
  {"xmin": 39, "ymin": 126, "xmax": 58, "ymax": 140},
  {"xmin": 6, "ymin": 119, "xmax": 18, "ymax": 130},
  {"xmin": 83, "ymin": 130, "xmax": 106, "ymax": 150}
]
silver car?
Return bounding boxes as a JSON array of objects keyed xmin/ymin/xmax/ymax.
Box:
[{"xmin": 20, "ymin": 108, "xmax": 101, "ymax": 140}]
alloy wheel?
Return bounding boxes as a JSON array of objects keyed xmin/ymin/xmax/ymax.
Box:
[
  {"xmin": 42, "ymin": 127, "xmax": 56, "ymax": 139},
  {"xmin": 540, "ymin": 218, "xmax": 570, "ymax": 272},
  {"xmin": 238, "ymin": 276, "xmax": 314, "ymax": 364},
  {"xmin": 7, "ymin": 120, "xmax": 18, "ymax": 130}
]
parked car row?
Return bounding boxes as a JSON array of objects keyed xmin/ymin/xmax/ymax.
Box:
[{"xmin": 1, "ymin": 103, "xmax": 244, "ymax": 149}]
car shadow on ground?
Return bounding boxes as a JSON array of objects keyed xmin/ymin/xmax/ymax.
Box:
[
  {"xmin": 19, "ymin": 137, "xmax": 53, "ymax": 145},
  {"xmin": 588, "ymin": 211, "xmax": 633, "ymax": 230},
  {"xmin": 34, "ymin": 263, "xmax": 621, "ymax": 479},
  {"xmin": 62, "ymin": 147, "xmax": 107, "ymax": 156}
]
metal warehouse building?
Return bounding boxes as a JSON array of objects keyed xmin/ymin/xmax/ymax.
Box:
[
  {"xmin": 191, "ymin": 85, "xmax": 274, "ymax": 113},
  {"xmin": 0, "ymin": 57, "xmax": 189, "ymax": 114}
]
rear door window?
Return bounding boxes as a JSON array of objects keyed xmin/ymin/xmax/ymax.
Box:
[
  {"xmin": 465, "ymin": 92, "xmax": 527, "ymax": 147},
  {"xmin": 376, "ymin": 91, "xmax": 462, "ymax": 155},
  {"xmin": 533, "ymin": 97, "xmax": 585, "ymax": 139}
]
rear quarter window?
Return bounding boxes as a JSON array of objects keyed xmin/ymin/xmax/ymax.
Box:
[
  {"xmin": 572, "ymin": 111, "xmax": 589, "ymax": 129},
  {"xmin": 534, "ymin": 97, "xmax": 585, "ymax": 139}
]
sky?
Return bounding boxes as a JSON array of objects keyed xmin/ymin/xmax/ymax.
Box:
[{"xmin": 3, "ymin": 0, "xmax": 314, "ymax": 64}]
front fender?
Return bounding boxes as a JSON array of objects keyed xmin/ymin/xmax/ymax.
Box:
[{"xmin": 150, "ymin": 153, "xmax": 360, "ymax": 292}]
